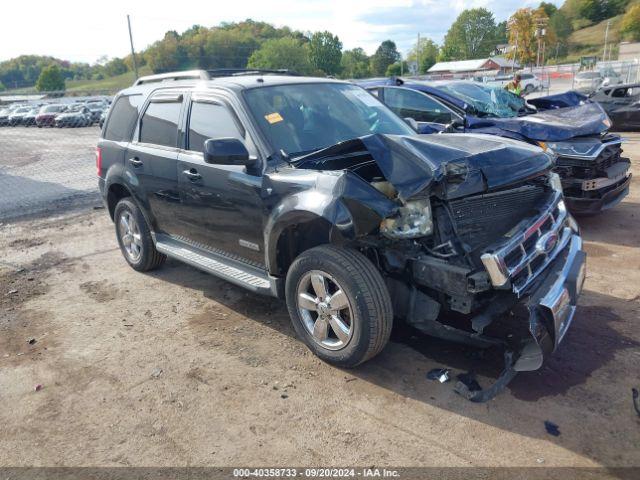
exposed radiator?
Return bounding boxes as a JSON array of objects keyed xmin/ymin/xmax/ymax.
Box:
[{"xmin": 449, "ymin": 184, "xmax": 550, "ymax": 251}]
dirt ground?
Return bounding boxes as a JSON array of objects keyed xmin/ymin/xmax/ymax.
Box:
[{"xmin": 1, "ymin": 135, "xmax": 639, "ymax": 474}]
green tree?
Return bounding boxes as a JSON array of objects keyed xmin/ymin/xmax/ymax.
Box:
[
  {"xmin": 577, "ymin": 0, "xmax": 629, "ymax": 23},
  {"xmin": 441, "ymin": 8, "xmax": 498, "ymax": 60},
  {"xmin": 144, "ymin": 31, "xmax": 188, "ymax": 73},
  {"xmin": 370, "ymin": 40, "xmax": 400, "ymax": 76},
  {"xmin": 247, "ymin": 37, "xmax": 312, "ymax": 74},
  {"xmin": 549, "ymin": 9, "xmax": 573, "ymax": 41},
  {"xmin": 104, "ymin": 58, "xmax": 128, "ymax": 77},
  {"xmin": 385, "ymin": 61, "xmax": 409, "ymax": 76},
  {"xmin": 340, "ymin": 48, "xmax": 370, "ymax": 78},
  {"xmin": 539, "ymin": 2, "xmax": 559, "ymax": 17},
  {"xmin": 406, "ymin": 38, "xmax": 439, "ymax": 73},
  {"xmin": 35, "ymin": 65, "xmax": 65, "ymax": 92},
  {"xmin": 495, "ymin": 21, "xmax": 509, "ymax": 44},
  {"xmin": 0, "ymin": 80, "xmax": 5, "ymax": 92},
  {"xmin": 308, "ymin": 31, "xmax": 343, "ymax": 75},
  {"xmin": 622, "ymin": 3, "xmax": 640, "ymax": 40}
]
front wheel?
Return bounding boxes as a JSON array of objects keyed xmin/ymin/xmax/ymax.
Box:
[{"xmin": 285, "ymin": 245, "xmax": 393, "ymax": 367}]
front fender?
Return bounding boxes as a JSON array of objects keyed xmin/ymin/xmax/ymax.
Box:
[{"xmin": 264, "ymin": 172, "xmax": 397, "ymax": 274}]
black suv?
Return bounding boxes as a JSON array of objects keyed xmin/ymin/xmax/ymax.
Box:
[{"xmin": 98, "ymin": 70, "xmax": 586, "ymax": 400}]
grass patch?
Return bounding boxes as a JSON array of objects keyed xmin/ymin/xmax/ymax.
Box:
[{"xmin": 65, "ymin": 65, "xmax": 152, "ymax": 93}]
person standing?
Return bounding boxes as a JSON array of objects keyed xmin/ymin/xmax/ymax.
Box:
[{"xmin": 505, "ymin": 73, "xmax": 523, "ymax": 96}]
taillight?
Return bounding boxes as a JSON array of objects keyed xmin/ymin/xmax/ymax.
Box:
[{"xmin": 95, "ymin": 146, "xmax": 102, "ymax": 177}]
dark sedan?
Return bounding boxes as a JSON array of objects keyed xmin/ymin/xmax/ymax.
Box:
[
  {"xmin": 36, "ymin": 104, "xmax": 67, "ymax": 127},
  {"xmin": 22, "ymin": 107, "xmax": 40, "ymax": 127},
  {"xmin": 590, "ymin": 83, "xmax": 640, "ymax": 130},
  {"xmin": 358, "ymin": 78, "xmax": 631, "ymax": 215},
  {"xmin": 84, "ymin": 100, "xmax": 108, "ymax": 123}
]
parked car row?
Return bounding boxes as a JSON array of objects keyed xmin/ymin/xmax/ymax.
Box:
[
  {"xmin": 0, "ymin": 98, "xmax": 110, "ymax": 128},
  {"xmin": 97, "ymin": 69, "xmax": 605, "ymax": 402}
]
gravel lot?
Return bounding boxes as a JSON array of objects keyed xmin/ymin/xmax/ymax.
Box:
[
  {"xmin": 0, "ymin": 126, "xmax": 100, "ymax": 220},
  {"xmin": 0, "ymin": 127, "xmax": 639, "ymax": 476}
]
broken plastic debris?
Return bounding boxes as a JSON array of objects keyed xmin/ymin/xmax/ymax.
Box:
[
  {"xmin": 34, "ymin": 384, "xmax": 43, "ymax": 392},
  {"xmin": 151, "ymin": 368, "xmax": 163, "ymax": 378},
  {"xmin": 544, "ymin": 420, "xmax": 561, "ymax": 437},
  {"xmin": 455, "ymin": 372, "xmax": 482, "ymax": 393},
  {"xmin": 426, "ymin": 368, "xmax": 450, "ymax": 383},
  {"xmin": 27, "ymin": 338, "xmax": 36, "ymax": 345}
]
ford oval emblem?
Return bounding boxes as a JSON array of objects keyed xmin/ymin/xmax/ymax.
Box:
[{"xmin": 536, "ymin": 232, "xmax": 559, "ymax": 255}]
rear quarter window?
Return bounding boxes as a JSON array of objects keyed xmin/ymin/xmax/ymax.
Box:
[{"xmin": 104, "ymin": 95, "xmax": 142, "ymax": 141}]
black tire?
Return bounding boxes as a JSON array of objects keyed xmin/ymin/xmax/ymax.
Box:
[
  {"xmin": 285, "ymin": 245, "xmax": 393, "ymax": 367},
  {"xmin": 113, "ymin": 198, "xmax": 166, "ymax": 272}
]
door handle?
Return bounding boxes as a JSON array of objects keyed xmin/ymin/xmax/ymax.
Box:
[
  {"xmin": 129, "ymin": 157, "xmax": 143, "ymax": 167},
  {"xmin": 183, "ymin": 168, "xmax": 202, "ymax": 181}
]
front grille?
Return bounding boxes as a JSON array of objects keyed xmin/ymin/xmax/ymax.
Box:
[
  {"xmin": 480, "ymin": 192, "xmax": 571, "ymax": 297},
  {"xmin": 449, "ymin": 184, "xmax": 549, "ymax": 251},
  {"xmin": 556, "ymin": 141, "xmax": 623, "ymax": 179}
]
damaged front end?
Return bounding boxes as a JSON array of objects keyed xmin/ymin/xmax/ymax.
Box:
[
  {"xmin": 293, "ymin": 133, "xmax": 587, "ymax": 401},
  {"xmin": 547, "ymin": 134, "xmax": 632, "ymax": 215}
]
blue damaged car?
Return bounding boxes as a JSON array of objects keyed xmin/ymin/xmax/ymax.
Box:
[{"xmin": 358, "ymin": 78, "xmax": 632, "ymax": 215}]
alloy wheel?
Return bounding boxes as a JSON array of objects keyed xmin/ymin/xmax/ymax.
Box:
[{"xmin": 296, "ymin": 270, "xmax": 354, "ymax": 350}]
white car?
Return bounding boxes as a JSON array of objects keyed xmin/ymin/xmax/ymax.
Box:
[{"xmin": 480, "ymin": 73, "xmax": 543, "ymax": 95}]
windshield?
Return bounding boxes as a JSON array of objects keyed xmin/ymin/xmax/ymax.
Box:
[
  {"xmin": 15, "ymin": 107, "xmax": 31, "ymax": 113},
  {"xmin": 436, "ymin": 82, "xmax": 526, "ymax": 118},
  {"xmin": 244, "ymin": 83, "xmax": 414, "ymax": 158}
]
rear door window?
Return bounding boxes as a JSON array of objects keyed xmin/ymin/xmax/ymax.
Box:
[
  {"xmin": 104, "ymin": 94, "xmax": 142, "ymax": 141},
  {"xmin": 139, "ymin": 100, "xmax": 182, "ymax": 148},
  {"xmin": 383, "ymin": 87, "xmax": 454, "ymax": 124},
  {"xmin": 187, "ymin": 101, "xmax": 243, "ymax": 153}
]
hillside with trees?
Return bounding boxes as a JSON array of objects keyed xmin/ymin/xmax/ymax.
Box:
[{"xmin": 1, "ymin": 1, "xmax": 640, "ymax": 93}]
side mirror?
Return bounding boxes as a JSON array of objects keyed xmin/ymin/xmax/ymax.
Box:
[
  {"xmin": 444, "ymin": 118, "xmax": 464, "ymax": 132},
  {"xmin": 404, "ymin": 117, "xmax": 419, "ymax": 131},
  {"xmin": 203, "ymin": 138, "xmax": 254, "ymax": 166}
]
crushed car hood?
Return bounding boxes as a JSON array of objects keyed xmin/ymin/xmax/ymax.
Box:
[
  {"xmin": 295, "ymin": 133, "xmax": 553, "ymax": 201},
  {"xmin": 466, "ymin": 102, "xmax": 610, "ymax": 142}
]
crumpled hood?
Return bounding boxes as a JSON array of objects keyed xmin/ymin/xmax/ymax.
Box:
[
  {"xmin": 467, "ymin": 102, "xmax": 610, "ymax": 142},
  {"xmin": 296, "ymin": 133, "xmax": 553, "ymax": 201}
]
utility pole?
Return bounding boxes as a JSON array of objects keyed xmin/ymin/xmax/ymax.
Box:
[
  {"xmin": 127, "ymin": 15, "xmax": 139, "ymax": 80},
  {"xmin": 603, "ymin": 19, "xmax": 610, "ymax": 63},
  {"xmin": 417, "ymin": 32, "xmax": 421, "ymax": 75}
]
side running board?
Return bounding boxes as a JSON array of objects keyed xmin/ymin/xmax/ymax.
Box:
[{"xmin": 154, "ymin": 235, "xmax": 280, "ymax": 297}]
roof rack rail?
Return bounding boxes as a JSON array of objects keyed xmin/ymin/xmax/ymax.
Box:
[
  {"xmin": 133, "ymin": 70, "xmax": 210, "ymax": 86},
  {"xmin": 206, "ymin": 68, "xmax": 300, "ymax": 77}
]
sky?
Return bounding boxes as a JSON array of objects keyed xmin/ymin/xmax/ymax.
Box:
[{"xmin": 0, "ymin": 0, "xmax": 564, "ymax": 64}]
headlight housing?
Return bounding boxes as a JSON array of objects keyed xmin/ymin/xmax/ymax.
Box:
[
  {"xmin": 546, "ymin": 139, "xmax": 602, "ymax": 158},
  {"xmin": 380, "ymin": 199, "xmax": 433, "ymax": 239},
  {"xmin": 549, "ymin": 172, "xmax": 563, "ymax": 193}
]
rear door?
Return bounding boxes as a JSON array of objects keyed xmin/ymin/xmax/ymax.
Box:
[
  {"xmin": 174, "ymin": 92, "xmax": 265, "ymax": 265},
  {"xmin": 126, "ymin": 90, "xmax": 185, "ymax": 235}
]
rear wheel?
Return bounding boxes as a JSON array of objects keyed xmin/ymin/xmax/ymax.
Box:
[
  {"xmin": 114, "ymin": 198, "xmax": 166, "ymax": 272},
  {"xmin": 285, "ymin": 245, "xmax": 393, "ymax": 367}
]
